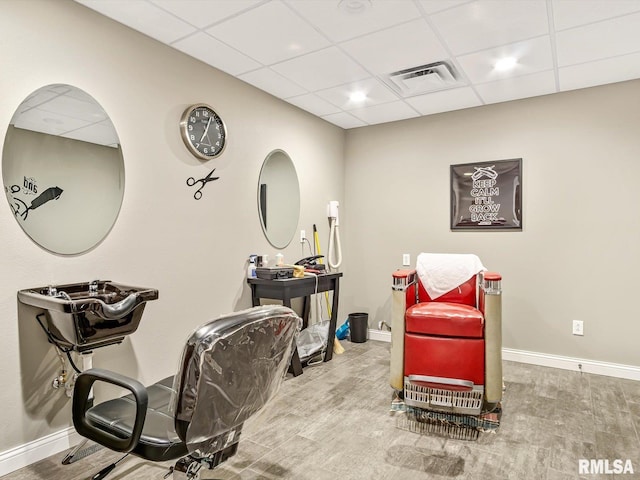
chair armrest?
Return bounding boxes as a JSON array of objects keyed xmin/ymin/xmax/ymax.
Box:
[
  {"xmin": 392, "ymin": 269, "xmax": 416, "ymax": 291},
  {"xmin": 479, "ymin": 272, "xmax": 503, "ymax": 404},
  {"xmin": 481, "ymin": 272, "xmax": 502, "ymax": 293},
  {"xmin": 479, "ymin": 271, "xmax": 502, "ymax": 314},
  {"xmin": 393, "ymin": 269, "xmax": 418, "ymax": 309},
  {"xmin": 72, "ymin": 368, "xmax": 148, "ymax": 453}
]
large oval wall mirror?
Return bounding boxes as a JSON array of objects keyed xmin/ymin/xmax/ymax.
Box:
[
  {"xmin": 2, "ymin": 84, "xmax": 124, "ymax": 255},
  {"xmin": 257, "ymin": 149, "xmax": 300, "ymax": 249}
]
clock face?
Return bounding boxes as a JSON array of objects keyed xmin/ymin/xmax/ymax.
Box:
[{"xmin": 180, "ymin": 104, "xmax": 227, "ymax": 160}]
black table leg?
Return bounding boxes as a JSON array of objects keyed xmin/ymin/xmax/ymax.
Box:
[
  {"xmin": 250, "ymin": 285, "xmax": 259, "ymax": 307},
  {"xmin": 301, "ymin": 295, "xmax": 310, "ymax": 330},
  {"xmin": 324, "ymin": 279, "xmax": 340, "ymax": 362}
]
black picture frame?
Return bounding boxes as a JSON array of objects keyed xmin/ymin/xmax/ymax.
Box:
[{"xmin": 450, "ymin": 158, "xmax": 522, "ymax": 230}]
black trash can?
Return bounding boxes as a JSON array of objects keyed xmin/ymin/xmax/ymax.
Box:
[{"xmin": 348, "ymin": 312, "xmax": 368, "ymax": 343}]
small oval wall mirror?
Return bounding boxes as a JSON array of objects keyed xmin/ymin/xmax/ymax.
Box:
[
  {"xmin": 257, "ymin": 150, "xmax": 300, "ymax": 249},
  {"xmin": 2, "ymin": 84, "xmax": 125, "ymax": 255}
]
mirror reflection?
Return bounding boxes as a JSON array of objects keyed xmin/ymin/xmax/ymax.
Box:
[
  {"xmin": 258, "ymin": 150, "xmax": 300, "ymax": 249},
  {"xmin": 2, "ymin": 84, "xmax": 124, "ymax": 255}
]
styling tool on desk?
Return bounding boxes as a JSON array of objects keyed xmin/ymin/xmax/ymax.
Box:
[{"xmin": 295, "ymin": 254, "xmax": 326, "ymax": 273}]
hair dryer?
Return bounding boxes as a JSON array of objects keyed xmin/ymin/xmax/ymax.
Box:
[{"xmin": 327, "ymin": 201, "xmax": 342, "ymax": 270}]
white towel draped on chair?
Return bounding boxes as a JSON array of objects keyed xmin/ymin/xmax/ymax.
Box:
[{"xmin": 416, "ymin": 253, "xmax": 486, "ymax": 299}]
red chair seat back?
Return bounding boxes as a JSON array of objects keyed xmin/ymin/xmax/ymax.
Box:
[{"xmin": 417, "ymin": 274, "xmax": 477, "ymax": 306}]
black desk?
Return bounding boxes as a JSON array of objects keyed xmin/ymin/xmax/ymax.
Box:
[{"xmin": 248, "ymin": 272, "xmax": 342, "ymax": 376}]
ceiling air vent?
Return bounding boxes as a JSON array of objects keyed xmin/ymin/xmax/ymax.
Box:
[{"xmin": 382, "ymin": 61, "xmax": 463, "ymax": 97}]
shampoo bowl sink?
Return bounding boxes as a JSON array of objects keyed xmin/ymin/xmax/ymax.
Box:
[{"xmin": 18, "ymin": 281, "xmax": 158, "ymax": 352}]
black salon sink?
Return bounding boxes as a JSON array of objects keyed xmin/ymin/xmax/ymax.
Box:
[{"xmin": 18, "ymin": 280, "xmax": 158, "ymax": 352}]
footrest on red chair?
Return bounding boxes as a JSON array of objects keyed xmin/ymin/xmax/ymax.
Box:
[{"xmin": 404, "ymin": 375, "xmax": 484, "ymax": 415}]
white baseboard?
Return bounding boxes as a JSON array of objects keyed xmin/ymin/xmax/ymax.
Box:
[
  {"xmin": 0, "ymin": 426, "xmax": 81, "ymax": 477},
  {"xmin": 368, "ymin": 328, "xmax": 391, "ymax": 342},
  {"xmin": 368, "ymin": 328, "xmax": 640, "ymax": 381},
  {"xmin": 502, "ymin": 348, "xmax": 640, "ymax": 381}
]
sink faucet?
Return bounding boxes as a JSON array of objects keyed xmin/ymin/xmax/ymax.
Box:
[
  {"xmin": 47, "ymin": 285, "xmax": 57, "ymax": 296},
  {"xmin": 89, "ymin": 280, "xmax": 99, "ymax": 295}
]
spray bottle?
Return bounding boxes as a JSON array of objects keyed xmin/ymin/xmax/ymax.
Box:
[{"xmin": 247, "ymin": 254, "xmax": 257, "ymax": 278}]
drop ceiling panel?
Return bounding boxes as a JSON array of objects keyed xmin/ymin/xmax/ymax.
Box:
[
  {"xmin": 431, "ymin": 0, "xmax": 549, "ymax": 55},
  {"xmin": 286, "ymin": 93, "xmax": 342, "ymax": 116},
  {"xmin": 61, "ymin": 121, "xmax": 120, "ymax": 147},
  {"xmin": 74, "ymin": 0, "xmax": 640, "ymax": 129},
  {"xmin": 172, "ymin": 32, "xmax": 261, "ymax": 75},
  {"xmin": 349, "ymin": 100, "xmax": 419, "ymax": 125},
  {"xmin": 555, "ymin": 11, "xmax": 640, "ymax": 66},
  {"xmin": 474, "ymin": 70, "xmax": 557, "ymax": 104},
  {"xmin": 10, "ymin": 85, "xmax": 117, "ymax": 146},
  {"xmin": 418, "ymin": 0, "xmax": 470, "ymax": 15},
  {"xmin": 322, "ymin": 111, "xmax": 367, "ymax": 129},
  {"xmin": 341, "ymin": 18, "xmax": 449, "ymax": 75},
  {"xmin": 151, "ymin": 0, "xmax": 263, "ymax": 29},
  {"xmin": 19, "ymin": 87, "xmax": 65, "ymax": 112},
  {"xmin": 559, "ymin": 51, "xmax": 640, "ymax": 91},
  {"xmin": 13, "ymin": 109, "xmax": 92, "ymax": 137},
  {"xmin": 551, "ymin": 0, "xmax": 640, "ymax": 31},
  {"xmin": 40, "ymin": 95, "xmax": 108, "ymax": 124},
  {"xmin": 405, "ymin": 87, "xmax": 482, "ymax": 115},
  {"xmin": 456, "ymin": 36, "xmax": 554, "ymax": 84},
  {"xmin": 316, "ymin": 78, "xmax": 398, "ymax": 109},
  {"xmin": 271, "ymin": 47, "xmax": 370, "ymax": 91},
  {"xmin": 240, "ymin": 68, "xmax": 308, "ymax": 99},
  {"xmin": 76, "ymin": 0, "xmax": 196, "ymax": 44},
  {"xmin": 287, "ymin": 0, "xmax": 422, "ymax": 43},
  {"xmin": 206, "ymin": 1, "xmax": 331, "ymax": 65}
]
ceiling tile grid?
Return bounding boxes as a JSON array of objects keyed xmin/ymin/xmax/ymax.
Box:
[
  {"xmin": 75, "ymin": 0, "xmax": 640, "ymax": 129},
  {"xmin": 286, "ymin": 93, "xmax": 343, "ymax": 117}
]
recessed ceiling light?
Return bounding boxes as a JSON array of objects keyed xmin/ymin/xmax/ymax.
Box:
[
  {"xmin": 494, "ymin": 57, "xmax": 517, "ymax": 72},
  {"xmin": 338, "ymin": 0, "xmax": 372, "ymax": 14},
  {"xmin": 349, "ymin": 91, "xmax": 367, "ymax": 103}
]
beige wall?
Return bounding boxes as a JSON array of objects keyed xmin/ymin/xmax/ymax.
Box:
[
  {"xmin": 0, "ymin": 0, "xmax": 344, "ymax": 452},
  {"xmin": 2, "ymin": 0, "xmax": 639, "ymax": 463},
  {"xmin": 342, "ymin": 80, "xmax": 640, "ymax": 368}
]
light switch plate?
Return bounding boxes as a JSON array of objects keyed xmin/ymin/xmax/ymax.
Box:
[{"xmin": 402, "ymin": 253, "xmax": 410, "ymax": 266}]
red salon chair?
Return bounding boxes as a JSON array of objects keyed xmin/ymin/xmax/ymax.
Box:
[
  {"xmin": 390, "ymin": 253, "xmax": 502, "ymax": 414},
  {"xmin": 71, "ymin": 305, "xmax": 300, "ymax": 480}
]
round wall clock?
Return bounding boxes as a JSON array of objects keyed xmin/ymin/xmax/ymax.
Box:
[{"xmin": 179, "ymin": 104, "xmax": 227, "ymax": 160}]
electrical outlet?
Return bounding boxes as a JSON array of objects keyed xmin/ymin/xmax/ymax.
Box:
[
  {"xmin": 402, "ymin": 253, "xmax": 411, "ymax": 266},
  {"xmin": 300, "ymin": 230, "xmax": 306, "ymax": 243},
  {"xmin": 572, "ymin": 320, "xmax": 584, "ymax": 336}
]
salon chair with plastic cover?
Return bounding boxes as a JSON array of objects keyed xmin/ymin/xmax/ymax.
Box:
[
  {"xmin": 71, "ymin": 305, "xmax": 300, "ymax": 480},
  {"xmin": 390, "ymin": 253, "xmax": 502, "ymax": 415}
]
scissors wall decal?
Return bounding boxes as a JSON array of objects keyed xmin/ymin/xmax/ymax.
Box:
[{"xmin": 186, "ymin": 168, "xmax": 220, "ymax": 200}]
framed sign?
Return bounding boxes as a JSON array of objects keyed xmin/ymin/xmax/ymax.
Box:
[{"xmin": 450, "ymin": 158, "xmax": 522, "ymax": 230}]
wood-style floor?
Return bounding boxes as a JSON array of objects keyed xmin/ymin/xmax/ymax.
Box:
[{"xmin": 2, "ymin": 340, "xmax": 639, "ymax": 479}]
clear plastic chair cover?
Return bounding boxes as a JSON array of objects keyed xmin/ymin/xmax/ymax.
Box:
[{"xmin": 170, "ymin": 305, "xmax": 300, "ymax": 454}]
